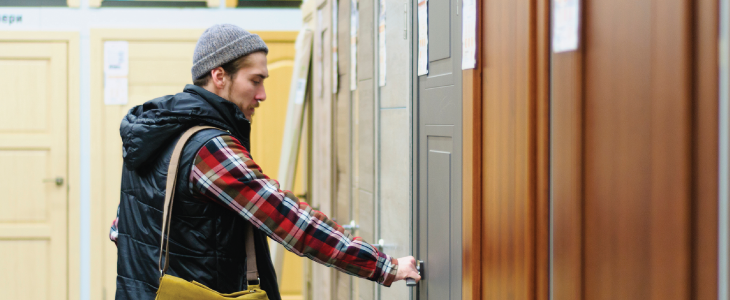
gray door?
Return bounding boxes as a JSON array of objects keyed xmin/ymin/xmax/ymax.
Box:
[{"xmin": 411, "ymin": 0, "xmax": 462, "ymax": 299}]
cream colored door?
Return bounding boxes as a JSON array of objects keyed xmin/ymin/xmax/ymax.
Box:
[
  {"xmin": 91, "ymin": 30, "xmax": 301, "ymax": 300},
  {"xmin": 94, "ymin": 34, "xmax": 203, "ymax": 300},
  {"xmin": 0, "ymin": 42, "xmax": 69, "ymax": 299}
]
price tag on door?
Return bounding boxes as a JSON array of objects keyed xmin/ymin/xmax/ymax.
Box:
[
  {"xmin": 552, "ymin": 0, "xmax": 580, "ymax": 53},
  {"xmin": 104, "ymin": 41, "xmax": 129, "ymax": 105}
]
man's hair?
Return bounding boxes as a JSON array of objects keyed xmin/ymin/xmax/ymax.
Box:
[{"xmin": 193, "ymin": 52, "xmax": 258, "ymax": 87}]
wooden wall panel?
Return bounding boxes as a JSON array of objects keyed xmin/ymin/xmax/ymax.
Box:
[
  {"xmin": 534, "ymin": 0, "xmax": 551, "ymax": 298},
  {"xmin": 552, "ymin": 0, "xmax": 719, "ymax": 299},
  {"xmin": 355, "ymin": 0, "xmax": 376, "ymax": 299},
  {"xmin": 462, "ymin": 52, "xmax": 482, "ymax": 300},
  {"xmin": 480, "ymin": 0, "xmax": 548, "ymax": 298},
  {"xmin": 581, "ymin": 0, "xmax": 692, "ymax": 298},
  {"xmin": 551, "ymin": 47, "xmax": 584, "ymax": 299},
  {"xmin": 692, "ymin": 0, "xmax": 719, "ymax": 298},
  {"xmin": 463, "ymin": 0, "xmax": 483, "ymax": 299},
  {"xmin": 551, "ymin": 49, "xmax": 584, "ymax": 300},
  {"xmin": 647, "ymin": 1, "xmax": 692, "ymax": 298},
  {"xmin": 333, "ymin": 0, "xmax": 353, "ymax": 299},
  {"xmin": 311, "ymin": 1, "xmax": 336, "ymax": 298},
  {"xmin": 582, "ymin": 5, "xmax": 654, "ymax": 294},
  {"xmin": 550, "ymin": 0, "xmax": 700, "ymax": 298}
]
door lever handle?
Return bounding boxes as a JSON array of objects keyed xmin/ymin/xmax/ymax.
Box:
[
  {"xmin": 372, "ymin": 239, "xmax": 396, "ymax": 251},
  {"xmin": 43, "ymin": 177, "xmax": 64, "ymax": 186},
  {"xmin": 406, "ymin": 260, "xmax": 423, "ymax": 286},
  {"xmin": 342, "ymin": 220, "xmax": 359, "ymax": 231}
]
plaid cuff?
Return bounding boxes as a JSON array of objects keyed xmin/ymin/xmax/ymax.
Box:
[
  {"xmin": 372, "ymin": 251, "xmax": 399, "ymax": 287},
  {"xmin": 109, "ymin": 205, "xmax": 119, "ymax": 245}
]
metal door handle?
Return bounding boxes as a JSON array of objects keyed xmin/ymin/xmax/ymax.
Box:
[
  {"xmin": 372, "ymin": 239, "xmax": 396, "ymax": 251},
  {"xmin": 406, "ymin": 260, "xmax": 423, "ymax": 286},
  {"xmin": 43, "ymin": 177, "xmax": 64, "ymax": 186},
  {"xmin": 342, "ymin": 220, "xmax": 359, "ymax": 231}
]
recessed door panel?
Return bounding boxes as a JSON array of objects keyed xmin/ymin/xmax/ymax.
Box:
[
  {"xmin": 428, "ymin": 0, "xmax": 451, "ymax": 62},
  {"xmin": 426, "ymin": 137, "xmax": 452, "ymax": 300}
]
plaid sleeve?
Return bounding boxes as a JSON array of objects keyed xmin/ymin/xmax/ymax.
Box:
[
  {"xmin": 190, "ymin": 135, "xmax": 398, "ymax": 287},
  {"xmin": 109, "ymin": 205, "xmax": 119, "ymax": 245}
]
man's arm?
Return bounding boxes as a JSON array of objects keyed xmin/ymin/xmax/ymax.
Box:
[{"xmin": 190, "ymin": 135, "xmax": 400, "ymax": 286}]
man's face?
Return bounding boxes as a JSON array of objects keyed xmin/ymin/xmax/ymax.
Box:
[{"xmin": 224, "ymin": 52, "xmax": 268, "ymax": 122}]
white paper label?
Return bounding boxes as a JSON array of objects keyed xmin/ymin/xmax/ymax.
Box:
[
  {"xmin": 104, "ymin": 41, "xmax": 129, "ymax": 105},
  {"xmin": 417, "ymin": 0, "xmax": 429, "ymax": 76},
  {"xmin": 316, "ymin": 9, "xmax": 325, "ymax": 98},
  {"xmin": 295, "ymin": 78, "xmax": 307, "ymax": 104},
  {"xmin": 552, "ymin": 0, "xmax": 580, "ymax": 53},
  {"xmin": 350, "ymin": 0, "xmax": 359, "ymax": 91},
  {"xmin": 290, "ymin": 27, "xmax": 312, "ymax": 107},
  {"xmin": 461, "ymin": 0, "xmax": 477, "ymax": 69},
  {"xmin": 378, "ymin": 0, "xmax": 387, "ymax": 86},
  {"xmin": 104, "ymin": 41, "xmax": 129, "ymax": 76},
  {"xmin": 104, "ymin": 76, "xmax": 128, "ymax": 105},
  {"xmin": 332, "ymin": 0, "xmax": 339, "ymax": 94}
]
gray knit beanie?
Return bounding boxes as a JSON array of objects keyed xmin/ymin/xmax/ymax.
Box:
[{"xmin": 192, "ymin": 24, "xmax": 269, "ymax": 81}]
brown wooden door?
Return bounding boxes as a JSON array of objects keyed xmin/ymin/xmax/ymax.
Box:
[
  {"xmin": 469, "ymin": 0, "xmax": 552, "ymax": 299},
  {"xmin": 465, "ymin": 0, "xmax": 719, "ymax": 299},
  {"xmin": 551, "ymin": 0, "xmax": 719, "ymax": 299}
]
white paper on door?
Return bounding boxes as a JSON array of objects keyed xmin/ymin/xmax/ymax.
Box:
[
  {"xmin": 350, "ymin": 0, "xmax": 359, "ymax": 91},
  {"xmin": 461, "ymin": 0, "xmax": 477, "ymax": 69},
  {"xmin": 316, "ymin": 9, "xmax": 325, "ymax": 98},
  {"xmin": 552, "ymin": 0, "xmax": 580, "ymax": 53},
  {"xmin": 104, "ymin": 41, "xmax": 129, "ymax": 105},
  {"xmin": 417, "ymin": 0, "xmax": 428, "ymax": 76},
  {"xmin": 332, "ymin": 0, "xmax": 339, "ymax": 94},
  {"xmin": 378, "ymin": 0, "xmax": 387, "ymax": 86}
]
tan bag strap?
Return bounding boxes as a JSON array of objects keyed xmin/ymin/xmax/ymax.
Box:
[{"xmin": 158, "ymin": 125, "xmax": 259, "ymax": 283}]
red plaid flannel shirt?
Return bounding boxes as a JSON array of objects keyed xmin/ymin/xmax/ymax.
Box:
[{"xmin": 111, "ymin": 134, "xmax": 398, "ymax": 287}]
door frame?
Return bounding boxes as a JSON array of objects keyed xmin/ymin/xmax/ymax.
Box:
[{"xmin": 0, "ymin": 31, "xmax": 81, "ymax": 300}]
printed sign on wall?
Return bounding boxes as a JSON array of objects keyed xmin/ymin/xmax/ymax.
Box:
[
  {"xmin": 0, "ymin": 9, "xmax": 40, "ymax": 29},
  {"xmin": 104, "ymin": 41, "xmax": 129, "ymax": 105}
]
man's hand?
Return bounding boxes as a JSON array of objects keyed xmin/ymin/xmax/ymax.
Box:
[{"xmin": 394, "ymin": 256, "xmax": 421, "ymax": 283}]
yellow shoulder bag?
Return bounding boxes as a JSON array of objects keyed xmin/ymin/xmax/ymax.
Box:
[{"xmin": 155, "ymin": 126, "xmax": 269, "ymax": 300}]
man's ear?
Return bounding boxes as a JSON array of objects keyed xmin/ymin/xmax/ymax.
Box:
[{"xmin": 210, "ymin": 67, "xmax": 227, "ymax": 89}]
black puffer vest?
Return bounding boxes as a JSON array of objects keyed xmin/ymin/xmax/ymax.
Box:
[{"xmin": 115, "ymin": 85, "xmax": 280, "ymax": 300}]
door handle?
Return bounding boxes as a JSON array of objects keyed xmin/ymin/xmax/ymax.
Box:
[
  {"xmin": 342, "ymin": 220, "xmax": 359, "ymax": 231},
  {"xmin": 406, "ymin": 260, "xmax": 423, "ymax": 286},
  {"xmin": 43, "ymin": 177, "xmax": 64, "ymax": 186},
  {"xmin": 372, "ymin": 239, "xmax": 396, "ymax": 251}
]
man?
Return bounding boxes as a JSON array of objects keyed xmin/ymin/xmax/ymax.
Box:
[{"xmin": 110, "ymin": 24, "xmax": 420, "ymax": 300}]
